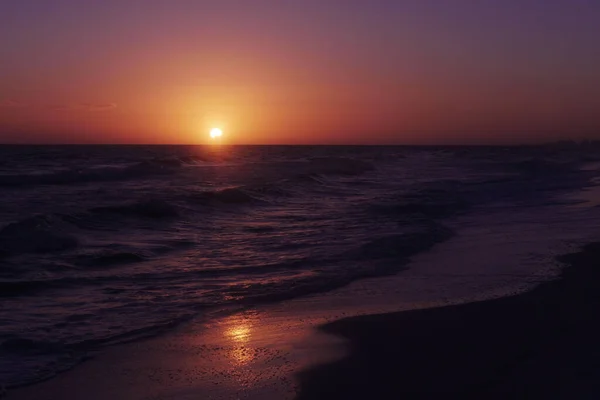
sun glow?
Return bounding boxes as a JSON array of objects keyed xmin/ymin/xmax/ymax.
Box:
[{"xmin": 210, "ymin": 128, "xmax": 223, "ymax": 139}]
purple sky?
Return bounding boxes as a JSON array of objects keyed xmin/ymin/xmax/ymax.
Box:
[{"xmin": 1, "ymin": 0, "xmax": 599, "ymax": 144}]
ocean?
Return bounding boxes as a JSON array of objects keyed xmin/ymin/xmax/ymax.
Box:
[{"xmin": 1, "ymin": 144, "xmax": 599, "ymax": 388}]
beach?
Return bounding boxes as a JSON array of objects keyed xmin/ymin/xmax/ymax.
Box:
[
  {"xmin": 6, "ymin": 198, "xmax": 600, "ymax": 400},
  {"xmin": 298, "ymin": 242, "xmax": 600, "ymax": 399}
]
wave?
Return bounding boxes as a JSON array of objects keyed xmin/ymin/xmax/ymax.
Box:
[
  {"xmin": 370, "ymin": 187, "xmax": 470, "ymax": 220},
  {"xmin": 307, "ymin": 157, "xmax": 375, "ymax": 176},
  {"xmin": 0, "ymin": 161, "xmax": 181, "ymax": 188},
  {"xmin": 224, "ymin": 225, "xmax": 455, "ymax": 304},
  {"xmin": 90, "ymin": 199, "xmax": 180, "ymax": 219},
  {"xmin": 0, "ymin": 280, "xmax": 59, "ymax": 297},
  {"xmin": 76, "ymin": 251, "xmax": 147, "ymax": 267},
  {"xmin": 1, "ymin": 337, "xmax": 68, "ymax": 356},
  {"xmin": 245, "ymin": 182, "xmax": 293, "ymax": 198},
  {"xmin": 0, "ymin": 337, "xmax": 85, "ymax": 388},
  {"xmin": 188, "ymin": 187, "xmax": 262, "ymax": 206},
  {"xmin": 135, "ymin": 154, "xmax": 211, "ymax": 168},
  {"xmin": 508, "ymin": 159, "xmax": 575, "ymax": 175},
  {"xmin": 187, "ymin": 171, "xmax": 347, "ymax": 208},
  {"xmin": 0, "ymin": 310, "xmax": 192, "ymax": 388},
  {"xmin": 187, "ymin": 173, "xmax": 347, "ymax": 209},
  {"xmin": 353, "ymin": 225, "xmax": 454, "ymax": 260},
  {"xmin": 136, "ymin": 157, "xmax": 183, "ymax": 168},
  {"xmin": 0, "ymin": 257, "xmax": 308, "ymax": 297},
  {"xmin": 289, "ymin": 172, "xmax": 330, "ymax": 186},
  {"xmin": 0, "ymin": 215, "xmax": 79, "ymax": 257}
]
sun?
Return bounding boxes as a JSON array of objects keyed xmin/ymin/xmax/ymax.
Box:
[{"xmin": 210, "ymin": 128, "xmax": 223, "ymax": 139}]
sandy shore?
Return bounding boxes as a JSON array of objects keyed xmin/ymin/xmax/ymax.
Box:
[
  {"xmin": 3, "ymin": 306, "xmax": 345, "ymax": 400},
  {"xmin": 297, "ymin": 242, "xmax": 600, "ymax": 399}
]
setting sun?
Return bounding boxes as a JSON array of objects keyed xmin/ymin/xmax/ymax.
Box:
[{"xmin": 210, "ymin": 128, "xmax": 223, "ymax": 139}]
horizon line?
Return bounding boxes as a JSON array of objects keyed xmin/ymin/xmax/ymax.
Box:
[{"xmin": 0, "ymin": 142, "xmax": 590, "ymax": 147}]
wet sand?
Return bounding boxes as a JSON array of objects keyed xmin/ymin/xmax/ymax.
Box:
[
  {"xmin": 297, "ymin": 242, "xmax": 600, "ymax": 399},
  {"xmin": 3, "ymin": 308, "xmax": 342, "ymax": 400}
]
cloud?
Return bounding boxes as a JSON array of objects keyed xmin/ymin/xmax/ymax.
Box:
[
  {"xmin": 79, "ymin": 102, "xmax": 118, "ymax": 112},
  {"xmin": 0, "ymin": 99, "xmax": 27, "ymax": 108},
  {"xmin": 48, "ymin": 104, "xmax": 71, "ymax": 111},
  {"xmin": 50, "ymin": 102, "xmax": 118, "ymax": 112}
]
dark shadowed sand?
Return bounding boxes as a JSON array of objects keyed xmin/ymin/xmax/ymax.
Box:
[{"xmin": 297, "ymin": 242, "xmax": 600, "ymax": 400}]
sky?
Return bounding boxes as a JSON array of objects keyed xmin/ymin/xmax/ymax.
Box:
[{"xmin": 0, "ymin": 0, "xmax": 599, "ymax": 144}]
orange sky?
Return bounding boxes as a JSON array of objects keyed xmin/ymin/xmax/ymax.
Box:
[{"xmin": 1, "ymin": 1, "xmax": 599, "ymax": 144}]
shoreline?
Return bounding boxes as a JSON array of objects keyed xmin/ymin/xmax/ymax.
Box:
[
  {"xmin": 297, "ymin": 242, "xmax": 600, "ymax": 399},
  {"xmin": 5, "ymin": 205, "xmax": 597, "ymax": 400}
]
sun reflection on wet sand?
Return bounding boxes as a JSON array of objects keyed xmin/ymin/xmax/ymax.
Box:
[
  {"xmin": 6, "ymin": 306, "xmax": 346, "ymax": 400},
  {"xmin": 226, "ymin": 322, "xmax": 251, "ymax": 343},
  {"xmin": 223, "ymin": 314, "xmax": 255, "ymax": 365}
]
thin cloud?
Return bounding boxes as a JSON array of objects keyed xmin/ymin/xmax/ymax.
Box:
[
  {"xmin": 0, "ymin": 99, "xmax": 27, "ymax": 108},
  {"xmin": 50, "ymin": 102, "xmax": 118, "ymax": 112},
  {"xmin": 80, "ymin": 102, "xmax": 117, "ymax": 112},
  {"xmin": 48, "ymin": 104, "xmax": 71, "ymax": 111}
]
